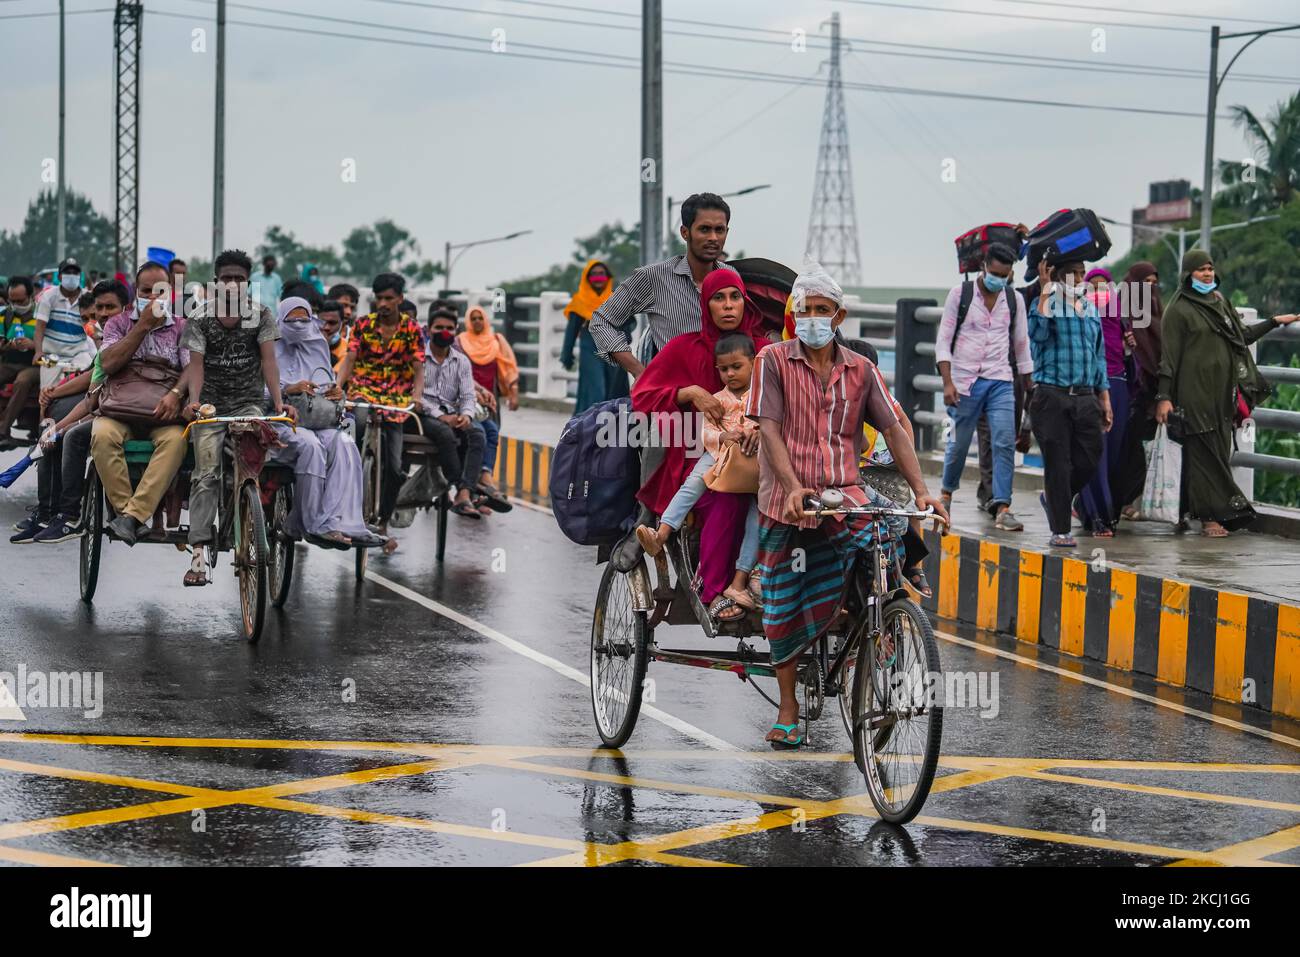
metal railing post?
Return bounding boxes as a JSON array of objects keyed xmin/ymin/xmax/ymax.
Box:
[{"xmin": 895, "ymin": 298, "xmax": 938, "ymax": 451}]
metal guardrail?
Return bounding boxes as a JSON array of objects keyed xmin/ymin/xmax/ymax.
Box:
[{"xmin": 449, "ymin": 285, "xmax": 1300, "ymax": 498}]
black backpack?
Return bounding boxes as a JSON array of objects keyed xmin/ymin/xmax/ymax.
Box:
[
  {"xmin": 550, "ymin": 396, "xmax": 642, "ymax": 547},
  {"xmin": 951, "ymin": 279, "xmax": 1022, "ymax": 375}
]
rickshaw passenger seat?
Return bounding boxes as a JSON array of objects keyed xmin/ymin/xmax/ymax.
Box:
[{"xmin": 124, "ymin": 439, "xmax": 156, "ymax": 464}]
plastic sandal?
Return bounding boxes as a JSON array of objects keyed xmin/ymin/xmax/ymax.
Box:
[
  {"xmin": 708, "ymin": 595, "xmax": 744, "ymax": 622},
  {"xmin": 767, "ymin": 722, "xmax": 804, "ymax": 751}
]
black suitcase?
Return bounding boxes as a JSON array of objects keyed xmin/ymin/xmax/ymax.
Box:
[
  {"xmin": 1025, "ymin": 208, "xmax": 1111, "ymax": 272},
  {"xmin": 953, "ymin": 222, "xmax": 1023, "ymax": 275}
]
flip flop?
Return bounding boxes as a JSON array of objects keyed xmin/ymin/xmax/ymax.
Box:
[
  {"xmin": 708, "ymin": 595, "xmax": 744, "ymax": 622},
  {"xmin": 767, "ymin": 722, "xmax": 804, "ymax": 751},
  {"xmin": 474, "ymin": 487, "xmax": 513, "ymax": 513},
  {"xmin": 723, "ymin": 586, "xmax": 756, "ymax": 611},
  {"xmin": 905, "ymin": 566, "xmax": 932, "ymax": 598},
  {"xmin": 635, "ymin": 524, "xmax": 664, "ymax": 557},
  {"xmin": 307, "ymin": 531, "xmax": 351, "ymax": 550},
  {"xmin": 182, "ymin": 567, "xmax": 209, "ymax": 587},
  {"xmin": 451, "ymin": 500, "xmax": 482, "ymax": 519}
]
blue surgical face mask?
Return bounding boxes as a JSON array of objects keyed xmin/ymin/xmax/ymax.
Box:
[
  {"xmin": 135, "ymin": 297, "xmax": 152, "ymax": 316},
  {"xmin": 794, "ymin": 316, "xmax": 835, "ymax": 349},
  {"xmin": 1191, "ymin": 278, "xmax": 1217, "ymax": 295},
  {"xmin": 329, "ymin": 332, "xmax": 341, "ymax": 346},
  {"xmin": 982, "ymin": 272, "xmax": 1008, "ymax": 292}
]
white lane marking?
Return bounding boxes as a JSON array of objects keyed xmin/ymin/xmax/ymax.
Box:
[
  {"xmin": 0, "ymin": 682, "xmax": 26, "ymax": 721},
  {"xmin": 360, "ymin": 569, "xmax": 740, "ymax": 752},
  {"xmin": 933, "ymin": 629, "xmax": 1300, "ymax": 751}
]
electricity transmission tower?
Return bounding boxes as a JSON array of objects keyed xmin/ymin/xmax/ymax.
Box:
[
  {"xmin": 113, "ymin": 2, "xmax": 143, "ymax": 273},
  {"xmin": 805, "ymin": 11, "xmax": 862, "ymax": 286}
]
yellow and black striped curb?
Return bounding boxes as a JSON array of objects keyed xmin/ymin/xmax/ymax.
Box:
[
  {"xmin": 919, "ymin": 529, "xmax": 1300, "ymax": 722},
  {"xmin": 500, "ymin": 434, "xmax": 1299, "ymax": 722}
]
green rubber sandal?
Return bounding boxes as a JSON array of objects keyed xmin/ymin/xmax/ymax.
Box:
[{"xmin": 767, "ymin": 722, "xmax": 804, "ymax": 751}]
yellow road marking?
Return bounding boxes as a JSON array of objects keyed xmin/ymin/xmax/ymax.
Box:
[
  {"xmin": 0, "ymin": 844, "xmax": 118, "ymax": 867},
  {"xmin": 0, "ymin": 756, "xmax": 213, "ymax": 797},
  {"xmin": 1025, "ymin": 770, "xmax": 1300, "ymax": 814},
  {"xmin": 1200, "ymin": 823, "xmax": 1300, "ymax": 867},
  {"xmin": 258, "ymin": 798, "xmax": 585, "ymax": 852}
]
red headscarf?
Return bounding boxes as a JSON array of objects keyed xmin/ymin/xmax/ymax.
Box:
[{"xmin": 631, "ymin": 268, "xmax": 770, "ymax": 514}]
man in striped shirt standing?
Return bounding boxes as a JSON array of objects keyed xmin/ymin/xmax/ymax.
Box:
[
  {"xmin": 747, "ymin": 263, "xmax": 948, "ymax": 750},
  {"xmin": 589, "ymin": 192, "xmax": 734, "ymax": 379},
  {"xmin": 1027, "ymin": 257, "xmax": 1113, "ymax": 548}
]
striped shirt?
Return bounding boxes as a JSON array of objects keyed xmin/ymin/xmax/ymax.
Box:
[
  {"xmin": 1028, "ymin": 292, "xmax": 1108, "ymax": 392},
  {"xmin": 934, "ymin": 282, "xmax": 1033, "ymax": 395},
  {"xmin": 589, "ymin": 255, "xmax": 729, "ymax": 362},
  {"xmin": 747, "ymin": 339, "xmax": 900, "ymax": 528},
  {"xmin": 34, "ymin": 287, "xmax": 90, "ymax": 358}
]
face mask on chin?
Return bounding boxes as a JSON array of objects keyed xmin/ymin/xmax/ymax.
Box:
[{"xmin": 1191, "ymin": 278, "xmax": 1218, "ymax": 295}]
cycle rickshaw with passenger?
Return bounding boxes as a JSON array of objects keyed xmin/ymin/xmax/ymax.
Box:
[
  {"xmin": 590, "ymin": 490, "xmax": 944, "ymax": 824},
  {"xmin": 79, "ymin": 410, "xmax": 295, "ymax": 642},
  {"xmin": 350, "ymin": 400, "xmax": 452, "ymax": 580}
]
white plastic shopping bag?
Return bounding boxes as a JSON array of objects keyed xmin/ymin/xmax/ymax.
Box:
[{"xmin": 1141, "ymin": 424, "xmax": 1182, "ymax": 524}]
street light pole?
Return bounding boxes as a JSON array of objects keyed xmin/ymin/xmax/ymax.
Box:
[
  {"xmin": 56, "ymin": 0, "xmax": 66, "ymax": 263},
  {"xmin": 664, "ymin": 184, "xmax": 771, "ymax": 259},
  {"xmin": 1200, "ymin": 21, "xmax": 1300, "ymax": 255},
  {"xmin": 212, "ymin": 0, "xmax": 227, "ymax": 262},
  {"xmin": 442, "ymin": 230, "xmax": 533, "ymax": 295},
  {"xmin": 1200, "ymin": 26, "xmax": 1219, "ymax": 255},
  {"xmin": 640, "ymin": 0, "xmax": 662, "ymax": 267}
]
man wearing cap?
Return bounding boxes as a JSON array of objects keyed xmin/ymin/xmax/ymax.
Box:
[{"xmin": 746, "ymin": 262, "xmax": 949, "ymax": 750}]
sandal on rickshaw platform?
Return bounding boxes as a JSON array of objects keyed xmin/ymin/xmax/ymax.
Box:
[{"xmin": 708, "ymin": 595, "xmax": 745, "ymax": 622}]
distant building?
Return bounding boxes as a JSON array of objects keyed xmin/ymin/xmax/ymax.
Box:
[{"xmin": 1133, "ymin": 179, "xmax": 1194, "ymax": 227}]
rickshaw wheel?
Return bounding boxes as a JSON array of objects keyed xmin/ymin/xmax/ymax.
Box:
[
  {"xmin": 269, "ymin": 484, "xmax": 295, "ymax": 608},
  {"xmin": 590, "ymin": 559, "xmax": 650, "ymax": 748},
  {"xmin": 79, "ymin": 470, "xmax": 104, "ymax": 604},
  {"xmin": 237, "ymin": 481, "xmax": 269, "ymax": 643},
  {"xmin": 852, "ymin": 597, "xmax": 943, "ymax": 825}
]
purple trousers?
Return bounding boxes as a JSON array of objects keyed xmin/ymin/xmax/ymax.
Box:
[{"xmin": 692, "ymin": 488, "xmax": 749, "ymax": 603}]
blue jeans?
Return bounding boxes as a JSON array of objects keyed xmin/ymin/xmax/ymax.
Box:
[
  {"xmin": 658, "ymin": 451, "xmax": 760, "ymax": 574},
  {"xmin": 480, "ymin": 416, "xmax": 500, "ymax": 473},
  {"xmin": 941, "ymin": 377, "xmax": 1015, "ymax": 508}
]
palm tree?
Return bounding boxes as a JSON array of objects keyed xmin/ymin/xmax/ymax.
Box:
[{"xmin": 1215, "ymin": 91, "xmax": 1300, "ymax": 212}]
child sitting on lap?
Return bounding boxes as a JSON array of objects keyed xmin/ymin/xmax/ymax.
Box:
[{"xmin": 635, "ymin": 333, "xmax": 761, "ymax": 613}]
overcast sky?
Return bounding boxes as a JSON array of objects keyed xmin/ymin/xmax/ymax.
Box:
[{"xmin": 3, "ymin": 0, "xmax": 1299, "ymax": 288}]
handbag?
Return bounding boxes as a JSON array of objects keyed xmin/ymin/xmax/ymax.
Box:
[
  {"xmin": 98, "ymin": 356, "xmax": 181, "ymax": 426},
  {"xmin": 703, "ymin": 442, "xmax": 759, "ymax": 494},
  {"xmin": 285, "ymin": 367, "xmax": 345, "ymax": 430},
  {"xmin": 286, "ymin": 390, "xmax": 345, "ymax": 430}
]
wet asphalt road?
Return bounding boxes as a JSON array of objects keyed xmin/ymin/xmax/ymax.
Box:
[{"xmin": 0, "ymin": 480, "xmax": 1297, "ymax": 867}]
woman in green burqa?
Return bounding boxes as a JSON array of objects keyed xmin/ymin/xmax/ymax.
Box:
[{"xmin": 1156, "ymin": 249, "xmax": 1299, "ymax": 535}]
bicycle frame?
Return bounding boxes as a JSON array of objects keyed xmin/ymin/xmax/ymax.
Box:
[{"xmin": 184, "ymin": 414, "xmax": 293, "ymax": 555}]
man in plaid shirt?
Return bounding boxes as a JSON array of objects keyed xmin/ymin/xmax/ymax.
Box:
[{"xmin": 1027, "ymin": 257, "xmax": 1113, "ymax": 548}]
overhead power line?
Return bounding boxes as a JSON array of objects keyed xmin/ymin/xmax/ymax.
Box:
[
  {"xmin": 148, "ymin": 6, "xmax": 1222, "ymax": 120},
  {"xmin": 987, "ymin": 0, "xmax": 1298, "ymax": 28}
]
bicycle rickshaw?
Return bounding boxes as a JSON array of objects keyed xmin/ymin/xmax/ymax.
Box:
[
  {"xmin": 79, "ymin": 409, "xmax": 295, "ymax": 643},
  {"xmin": 590, "ymin": 485, "xmax": 944, "ymax": 824},
  {"xmin": 0, "ymin": 355, "xmax": 91, "ymax": 447},
  {"xmin": 351, "ymin": 400, "xmax": 452, "ymax": 580}
]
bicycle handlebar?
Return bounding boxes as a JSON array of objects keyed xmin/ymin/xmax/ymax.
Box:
[{"xmin": 182, "ymin": 414, "xmax": 295, "ymax": 439}]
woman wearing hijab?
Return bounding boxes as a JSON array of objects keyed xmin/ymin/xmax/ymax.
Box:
[
  {"xmin": 1114, "ymin": 261, "xmax": 1163, "ymax": 517},
  {"xmin": 458, "ymin": 305, "xmax": 520, "ymax": 508},
  {"xmin": 269, "ymin": 298, "xmax": 385, "ymax": 549},
  {"xmin": 301, "ymin": 263, "xmax": 326, "ymax": 296},
  {"xmin": 561, "ymin": 260, "xmax": 628, "ymax": 413},
  {"xmin": 1076, "ymin": 267, "xmax": 1132, "ymax": 536},
  {"xmin": 1156, "ymin": 250, "xmax": 1299, "ymax": 535},
  {"xmin": 631, "ymin": 268, "xmax": 772, "ymax": 621}
]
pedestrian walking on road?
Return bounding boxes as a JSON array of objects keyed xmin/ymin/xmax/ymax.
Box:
[
  {"xmin": 1027, "ymin": 257, "xmax": 1112, "ymax": 548},
  {"xmin": 561, "ymin": 260, "xmax": 628, "ymax": 414},
  {"xmin": 1155, "ymin": 250, "xmax": 1299, "ymax": 536},
  {"xmin": 1075, "ymin": 267, "xmax": 1135, "ymax": 537},
  {"xmin": 1113, "ymin": 261, "xmax": 1164, "ymax": 518},
  {"xmin": 935, "ymin": 242, "xmax": 1033, "ymax": 532}
]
